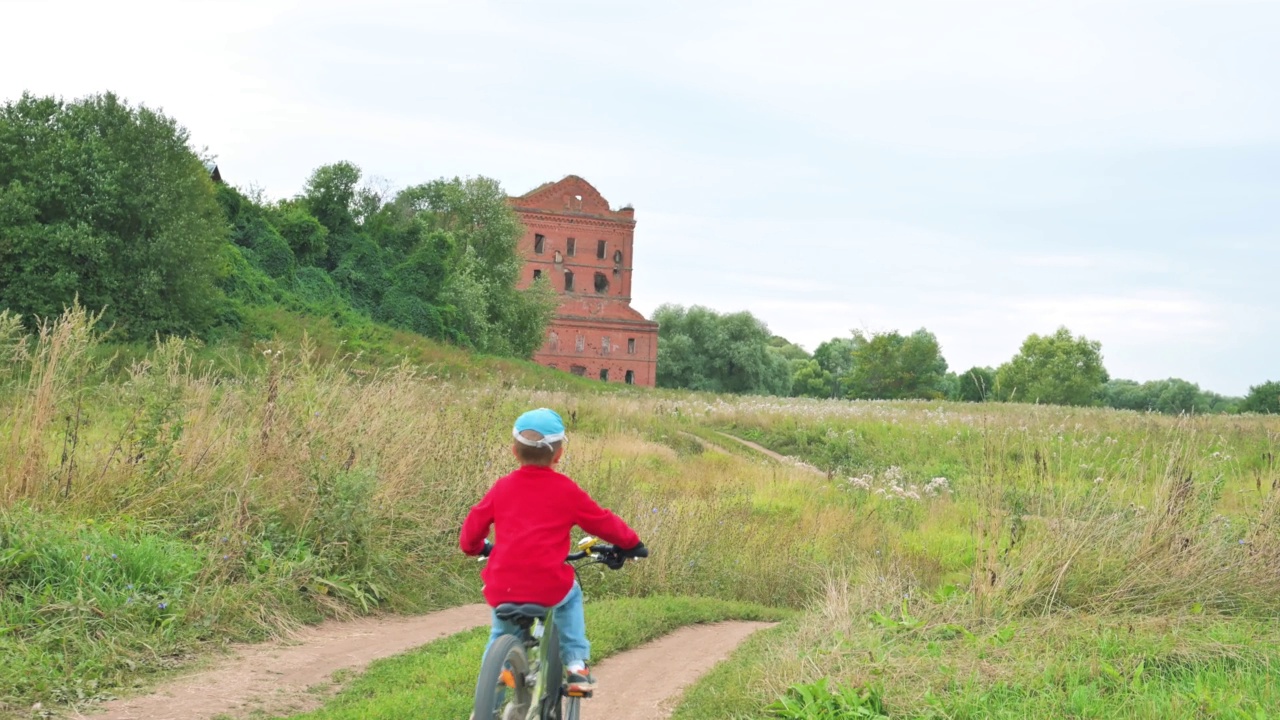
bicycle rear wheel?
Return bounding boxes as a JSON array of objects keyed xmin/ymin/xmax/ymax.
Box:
[
  {"xmin": 473, "ymin": 635, "xmax": 532, "ymax": 720},
  {"xmin": 564, "ymin": 697, "xmax": 581, "ymax": 720}
]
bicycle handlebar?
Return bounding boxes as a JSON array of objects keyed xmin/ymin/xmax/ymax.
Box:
[
  {"xmin": 478, "ymin": 538, "xmax": 648, "ymax": 569},
  {"xmin": 566, "ymin": 542, "xmax": 648, "ymax": 563}
]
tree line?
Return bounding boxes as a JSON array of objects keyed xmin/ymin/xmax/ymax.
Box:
[
  {"xmin": 655, "ymin": 305, "xmax": 1279, "ymax": 414},
  {"xmin": 0, "ymin": 92, "xmax": 556, "ymax": 355}
]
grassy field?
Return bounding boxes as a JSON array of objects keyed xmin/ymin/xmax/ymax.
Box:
[{"xmin": 2, "ymin": 309, "xmax": 1278, "ymax": 718}]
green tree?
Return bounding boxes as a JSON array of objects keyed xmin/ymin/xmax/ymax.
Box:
[
  {"xmin": 385, "ymin": 178, "xmax": 555, "ymax": 357},
  {"xmin": 653, "ymin": 304, "xmax": 792, "ymax": 395},
  {"xmin": 302, "ymin": 161, "xmax": 362, "ymax": 240},
  {"xmin": 996, "ymin": 327, "xmax": 1108, "ymax": 406},
  {"xmin": 0, "ymin": 92, "xmax": 226, "ymax": 338},
  {"xmin": 845, "ymin": 329, "xmax": 949, "ymax": 400},
  {"xmin": 1241, "ymin": 381, "xmax": 1280, "ymax": 414},
  {"xmin": 769, "ymin": 335, "xmax": 811, "ymax": 362},
  {"xmin": 958, "ymin": 366, "xmax": 996, "ymax": 402},
  {"xmin": 272, "ymin": 201, "xmax": 329, "ymax": 266},
  {"xmin": 812, "ymin": 337, "xmax": 857, "ymax": 398},
  {"xmin": 792, "ymin": 359, "xmax": 835, "ymax": 399}
]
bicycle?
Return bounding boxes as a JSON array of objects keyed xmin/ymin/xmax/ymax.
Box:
[{"xmin": 471, "ymin": 536, "xmax": 649, "ymax": 720}]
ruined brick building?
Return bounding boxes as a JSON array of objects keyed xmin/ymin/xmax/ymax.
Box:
[{"xmin": 510, "ymin": 176, "xmax": 659, "ymax": 386}]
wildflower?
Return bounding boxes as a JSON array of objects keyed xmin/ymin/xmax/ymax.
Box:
[
  {"xmin": 84, "ymin": 554, "xmax": 91, "ymax": 561},
  {"xmin": 158, "ymin": 602, "xmax": 168, "ymax": 610},
  {"xmin": 223, "ymin": 555, "xmax": 230, "ymax": 560},
  {"xmin": 125, "ymin": 597, "xmax": 133, "ymax": 605},
  {"xmin": 111, "ymin": 553, "xmax": 118, "ymax": 560},
  {"xmin": 127, "ymin": 584, "xmax": 134, "ymax": 590}
]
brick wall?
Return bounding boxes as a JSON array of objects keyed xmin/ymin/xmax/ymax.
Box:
[{"xmin": 509, "ymin": 176, "xmax": 659, "ymax": 386}]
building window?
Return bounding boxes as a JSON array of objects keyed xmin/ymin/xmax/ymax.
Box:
[
  {"xmin": 567, "ymin": 238, "xmax": 576, "ymax": 256},
  {"xmin": 570, "ymin": 365, "xmax": 586, "ymax": 377},
  {"xmin": 625, "ymin": 370, "xmax": 635, "ymax": 385},
  {"xmin": 554, "ymin": 250, "xmax": 563, "ymax": 263},
  {"xmin": 600, "ymin": 369, "xmax": 609, "ymax": 381},
  {"xmin": 534, "ymin": 234, "xmax": 545, "ymax": 254},
  {"xmin": 564, "ymin": 270, "xmax": 574, "ymax": 292},
  {"xmin": 613, "ymin": 249, "xmax": 623, "ymax": 264},
  {"xmin": 548, "ymin": 331, "xmax": 559, "ymax": 351},
  {"xmin": 594, "ymin": 272, "xmax": 609, "ymax": 294},
  {"xmin": 597, "ymin": 239, "xmax": 606, "ymax": 259},
  {"xmin": 575, "ymin": 334, "xmax": 585, "ymax": 352},
  {"xmin": 533, "ymin": 269, "xmax": 542, "ymax": 281},
  {"xmin": 601, "ymin": 336, "xmax": 610, "ymax": 356},
  {"xmin": 627, "ymin": 338, "xmax": 636, "ymax": 354}
]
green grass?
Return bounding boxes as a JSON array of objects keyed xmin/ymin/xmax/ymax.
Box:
[
  {"xmin": 673, "ymin": 599, "xmax": 1280, "ymax": 719},
  {"xmin": 281, "ymin": 597, "xmax": 787, "ymax": 720}
]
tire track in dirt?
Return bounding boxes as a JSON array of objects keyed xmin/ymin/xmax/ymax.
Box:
[
  {"xmin": 681, "ymin": 430, "xmax": 826, "ymax": 477},
  {"xmin": 73, "ymin": 604, "xmax": 492, "ymax": 720},
  {"xmin": 584, "ymin": 621, "xmax": 775, "ymax": 719}
]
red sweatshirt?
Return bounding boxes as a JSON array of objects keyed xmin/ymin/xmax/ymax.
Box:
[{"xmin": 459, "ymin": 465, "xmax": 641, "ymax": 607}]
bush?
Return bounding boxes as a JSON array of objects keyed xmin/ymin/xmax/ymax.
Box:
[{"xmin": 0, "ymin": 92, "xmax": 226, "ymax": 338}]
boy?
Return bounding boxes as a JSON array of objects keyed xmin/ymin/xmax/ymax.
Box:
[{"xmin": 460, "ymin": 408, "xmax": 645, "ymax": 693}]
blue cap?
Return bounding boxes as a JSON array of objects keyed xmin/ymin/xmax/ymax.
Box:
[{"xmin": 513, "ymin": 408, "xmax": 567, "ymax": 448}]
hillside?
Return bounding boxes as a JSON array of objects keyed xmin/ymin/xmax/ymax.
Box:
[{"xmin": 3, "ymin": 307, "xmax": 1280, "ymax": 718}]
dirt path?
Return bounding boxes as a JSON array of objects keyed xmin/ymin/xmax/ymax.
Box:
[
  {"xmin": 683, "ymin": 430, "xmax": 826, "ymax": 477},
  {"xmin": 585, "ymin": 621, "xmax": 775, "ymax": 719},
  {"xmin": 73, "ymin": 604, "xmax": 492, "ymax": 720}
]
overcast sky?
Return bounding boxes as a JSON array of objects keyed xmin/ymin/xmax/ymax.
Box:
[{"xmin": 4, "ymin": 0, "xmax": 1277, "ymax": 395}]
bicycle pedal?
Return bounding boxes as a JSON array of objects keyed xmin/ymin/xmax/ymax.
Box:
[{"xmin": 563, "ymin": 688, "xmax": 593, "ymax": 698}]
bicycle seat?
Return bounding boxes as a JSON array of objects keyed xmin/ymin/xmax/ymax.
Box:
[{"xmin": 495, "ymin": 603, "xmax": 549, "ymax": 623}]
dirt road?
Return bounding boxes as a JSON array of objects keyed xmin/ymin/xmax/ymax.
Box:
[
  {"xmin": 71, "ymin": 607, "xmax": 772, "ymax": 720},
  {"xmin": 585, "ymin": 621, "xmax": 774, "ymax": 719},
  {"xmin": 73, "ymin": 604, "xmax": 492, "ymax": 720}
]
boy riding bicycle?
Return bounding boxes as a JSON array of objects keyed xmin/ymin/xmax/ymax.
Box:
[{"xmin": 460, "ymin": 408, "xmax": 646, "ymax": 694}]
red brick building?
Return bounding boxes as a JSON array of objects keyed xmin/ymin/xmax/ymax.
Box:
[{"xmin": 510, "ymin": 176, "xmax": 659, "ymax": 386}]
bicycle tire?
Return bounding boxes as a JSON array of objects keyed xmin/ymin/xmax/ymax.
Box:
[
  {"xmin": 540, "ymin": 626, "xmax": 565, "ymax": 719},
  {"xmin": 473, "ymin": 634, "xmax": 532, "ymax": 720},
  {"xmin": 564, "ymin": 697, "xmax": 581, "ymax": 720}
]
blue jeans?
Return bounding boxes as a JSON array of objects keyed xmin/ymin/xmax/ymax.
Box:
[{"xmin": 483, "ymin": 582, "xmax": 589, "ymax": 667}]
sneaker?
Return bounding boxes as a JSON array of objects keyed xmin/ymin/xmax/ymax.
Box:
[{"xmin": 565, "ymin": 666, "xmax": 596, "ymax": 695}]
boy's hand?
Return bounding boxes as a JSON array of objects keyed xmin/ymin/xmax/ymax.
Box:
[
  {"xmin": 620, "ymin": 541, "xmax": 648, "ymax": 559},
  {"xmin": 481, "ymin": 540, "xmax": 494, "ymax": 557}
]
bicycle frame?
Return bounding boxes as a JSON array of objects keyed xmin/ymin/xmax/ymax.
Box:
[{"xmin": 527, "ymin": 612, "xmax": 558, "ymax": 720}]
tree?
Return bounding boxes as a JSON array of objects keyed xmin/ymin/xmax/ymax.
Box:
[
  {"xmin": 958, "ymin": 366, "xmax": 996, "ymax": 402},
  {"xmin": 996, "ymin": 327, "xmax": 1108, "ymax": 406},
  {"xmin": 653, "ymin": 305, "xmax": 792, "ymax": 395},
  {"xmin": 1241, "ymin": 381, "xmax": 1280, "ymax": 414},
  {"xmin": 844, "ymin": 329, "xmax": 950, "ymax": 400},
  {"xmin": 401, "ymin": 178, "xmax": 558, "ymax": 356},
  {"xmin": 272, "ymin": 201, "xmax": 329, "ymax": 266},
  {"xmin": 0, "ymin": 92, "xmax": 226, "ymax": 338},
  {"xmin": 302, "ymin": 161, "xmax": 362, "ymax": 239},
  {"xmin": 812, "ymin": 337, "xmax": 857, "ymax": 398},
  {"xmin": 1101, "ymin": 379, "xmax": 1146, "ymax": 410},
  {"xmin": 769, "ymin": 335, "xmax": 810, "ymax": 362},
  {"xmin": 792, "ymin": 359, "xmax": 835, "ymax": 398}
]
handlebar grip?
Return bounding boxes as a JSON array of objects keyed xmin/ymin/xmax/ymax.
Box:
[{"xmin": 627, "ymin": 545, "xmax": 649, "ymax": 558}]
